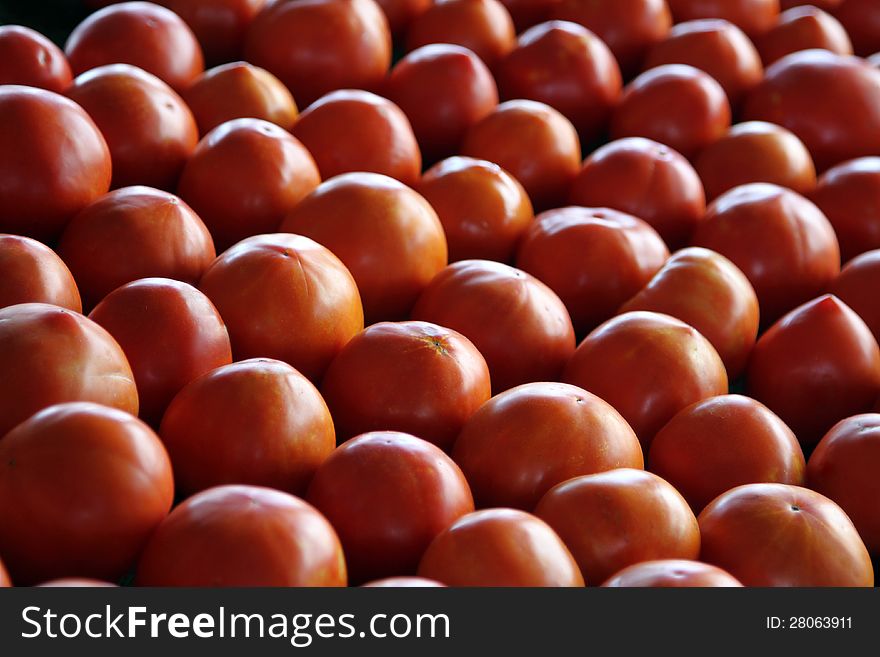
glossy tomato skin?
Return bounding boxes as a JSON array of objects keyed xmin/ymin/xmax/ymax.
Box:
[
  {"xmin": 563, "ymin": 311, "xmax": 728, "ymax": 448},
  {"xmin": 160, "ymin": 359, "xmax": 335, "ymax": 496},
  {"xmin": 198, "ymin": 234, "xmax": 363, "ymax": 383},
  {"xmin": 417, "ymin": 508, "xmax": 584, "ymax": 586},
  {"xmin": 698, "ymin": 483, "xmax": 874, "ymax": 586},
  {"xmin": 515, "ymin": 206, "xmax": 669, "ymax": 338},
  {"xmin": 757, "ymin": 6, "xmax": 853, "ymax": 66},
  {"xmin": 602, "ymin": 560, "xmax": 743, "ymax": 587},
  {"xmin": 37, "ymin": 578, "xmax": 117, "ymax": 587},
  {"xmin": 177, "ymin": 118, "xmax": 320, "ymax": 251},
  {"xmin": 834, "ymin": 0, "xmax": 880, "ymax": 57},
  {"xmin": 747, "ymin": 295, "xmax": 880, "ymax": 446},
  {"xmin": 453, "ymin": 382, "xmax": 643, "ymax": 510},
  {"xmin": 782, "ymin": 0, "xmax": 843, "ymax": 9},
  {"xmin": 0, "ymin": 559, "xmax": 10, "ymax": 587},
  {"xmin": 499, "ymin": 0, "xmax": 558, "ymax": 32},
  {"xmin": 65, "ymin": 1, "xmax": 204, "ymax": 92},
  {"xmin": 666, "ymin": 0, "xmax": 780, "ymax": 38},
  {"xmin": 164, "ymin": 0, "xmax": 267, "ymax": 65},
  {"xmin": 307, "ymin": 431, "xmax": 474, "ymax": 583},
  {"xmin": 568, "ymin": 138, "xmax": 706, "ymax": 249},
  {"xmin": 136, "ymin": 485, "xmax": 346, "ymax": 586},
  {"xmin": 831, "ymin": 250, "xmax": 880, "ymax": 342},
  {"xmin": 0, "ymin": 235, "xmax": 81, "ymax": 312},
  {"xmin": 279, "ymin": 173, "xmax": 447, "ymax": 324},
  {"xmin": 0, "ymin": 402, "xmax": 173, "ymax": 585},
  {"xmin": 0, "ymin": 25, "xmax": 72, "ymax": 92},
  {"xmin": 361, "ymin": 576, "xmax": 445, "ymax": 587},
  {"xmin": 373, "ymin": 0, "xmax": 430, "ymax": 37},
  {"xmin": 320, "ymin": 321, "xmax": 491, "ymax": 450},
  {"xmin": 58, "ymin": 186, "xmax": 216, "ymax": 310},
  {"xmin": 648, "ymin": 395, "xmax": 805, "ymax": 512},
  {"xmin": 619, "ymin": 247, "xmax": 759, "ymax": 379},
  {"xmin": 0, "ymin": 86, "xmax": 111, "ymax": 242},
  {"xmin": 411, "ymin": 260, "xmax": 576, "ymax": 393},
  {"xmin": 0, "ymin": 304, "xmax": 138, "ymax": 438}
]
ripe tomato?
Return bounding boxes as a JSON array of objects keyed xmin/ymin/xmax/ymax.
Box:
[
  {"xmin": 0, "ymin": 559, "xmax": 10, "ymax": 587},
  {"xmin": 361, "ymin": 577, "xmax": 445, "ymax": 587},
  {"xmin": 0, "ymin": 402, "xmax": 173, "ymax": 585},
  {"xmin": 602, "ymin": 560, "xmax": 743, "ymax": 587},
  {"xmin": 0, "ymin": 304, "xmax": 138, "ymax": 437},
  {"xmin": 563, "ymin": 311, "xmax": 728, "ymax": 448},
  {"xmin": 37, "ymin": 579, "xmax": 117, "ymax": 587},
  {"xmin": 373, "ymin": 0, "xmax": 430, "ymax": 37},
  {"xmin": 307, "ymin": 431, "xmax": 474, "ymax": 583},
  {"xmin": 831, "ymin": 250, "xmax": 880, "ymax": 342},
  {"xmin": 747, "ymin": 295, "xmax": 880, "ymax": 446},
  {"xmin": 568, "ymin": 137, "xmax": 706, "ymax": 249},
  {"xmin": 0, "ymin": 86, "xmax": 111, "ymax": 242},
  {"xmin": 619, "ymin": 247, "xmax": 759, "ymax": 379},
  {"xmin": 136, "ymin": 485, "xmax": 346, "ymax": 586},
  {"xmin": 698, "ymin": 483, "xmax": 874, "ymax": 586},
  {"xmin": 417, "ymin": 508, "xmax": 584, "ymax": 586},
  {"xmin": 834, "ymin": 0, "xmax": 880, "ymax": 57},
  {"xmin": 320, "ymin": 321, "xmax": 491, "ymax": 450},
  {"xmin": 499, "ymin": 0, "xmax": 558, "ymax": 32},
  {"xmin": 453, "ymin": 382, "xmax": 643, "ymax": 510},
  {"xmin": 782, "ymin": 0, "xmax": 842, "ymax": 9},
  {"xmin": 416, "ymin": 157, "xmax": 534, "ymax": 264},
  {"xmin": 65, "ymin": 1, "xmax": 204, "ymax": 92},
  {"xmin": 0, "ymin": 25, "xmax": 72, "ymax": 92},
  {"xmin": 515, "ymin": 206, "xmax": 669, "ymax": 338},
  {"xmin": 279, "ymin": 173, "xmax": 447, "ymax": 323},
  {"xmin": 0, "ymin": 235, "xmax": 81, "ymax": 312},
  {"xmin": 164, "ymin": 0, "xmax": 267, "ymax": 65},
  {"xmin": 666, "ymin": 0, "xmax": 780, "ymax": 39},
  {"xmin": 757, "ymin": 6, "xmax": 853, "ymax": 66},
  {"xmin": 177, "ymin": 118, "xmax": 320, "ymax": 251}
]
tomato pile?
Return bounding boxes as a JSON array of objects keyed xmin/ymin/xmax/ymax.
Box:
[{"xmin": 0, "ymin": 0, "xmax": 879, "ymax": 588}]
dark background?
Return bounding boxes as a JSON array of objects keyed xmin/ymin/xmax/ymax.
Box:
[{"xmin": 0, "ymin": 0, "xmax": 91, "ymax": 46}]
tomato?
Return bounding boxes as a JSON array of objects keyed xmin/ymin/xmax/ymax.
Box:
[
  {"xmin": 65, "ymin": 1, "xmax": 203, "ymax": 92},
  {"xmin": 698, "ymin": 483, "xmax": 874, "ymax": 586},
  {"xmin": 182, "ymin": 62, "xmax": 298, "ymax": 135},
  {"xmin": 611, "ymin": 64, "xmax": 732, "ymax": 160},
  {"xmin": 691, "ymin": 183, "xmax": 840, "ymax": 326},
  {"xmin": 0, "ymin": 86, "xmax": 111, "ymax": 242},
  {"xmin": 411, "ymin": 260, "xmax": 576, "ymax": 393},
  {"xmin": 198, "ymin": 234, "xmax": 363, "ymax": 383},
  {"xmin": 666, "ymin": 0, "xmax": 780, "ymax": 39},
  {"xmin": 782, "ymin": 0, "xmax": 842, "ymax": 9},
  {"xmin": 384, "ymin": 44, "xmax": 498, "ymax": 165},
  {"xmin": 747, "ymin": 295, "xmax": 880, "ymax": 446},
  {"xmin": 834, "ymin": 0, "xmax": 880, "ymax": 57},
  {"xmin": 602, "ymin": 560, "xmax": 743, "ymax": 587},
  {"xmin": 619, "ymin": 247, "xmax": 759, "ymax": 379},
  {"xmin": 0, "ymin": 25, "xmax": 72, "ymax": 92},
  {"xmin": 515, "ymin": 206, "xmax": 669, "ymax": 338},
  {"xmin": 0, "ymin": 402, "xmax": 172, "ymax": 585},
  {"xmin": 757, "ymin": 6, "xmax": 853, "ymax": 66},
  {"xmin": 279, "ymin": 173, "xmax": 446, "ymax": 323},
  {"xmin": 307, "ymin": 431, "xmax": 474, "ymax": 583},
  {"xmin": 0, "ymin": 304, "xmax": 138, "ymax": 437},
  {"xmin": 0, "ymin": 235, "xmax": 81, "ymax": 312},
  {"xmin": 136, "ymin": 485, "xmax": 346, "ymax": 586},
  {"xmin": 496, "ymin": 21, "xmax": 622, "ymax": 144},
  {"xmin": 549, "ymin": 0, "xmax": 672, "ymax": 79},
  {"xmin": 563, "ymin": 311, "xmax": 728, "ymax": 448},
  {"xmin": 164, "ymin": 0, "xmax": 267, "ymax": 65},
  {"xmin": 499, "ymin": 0, "xmax": 558, "ymax": 32},
  {"xmin": 417, "ymin": 508, "xmax": 584, "ymax": 586},
  {"xmin": 461, "ymin": 100, "xmax": 581, "ymax": 212},
  {"xmin": 453, "ymin": 382, "xmax": 643, "ymax": 510},
  {"xmin": 373, "ymin": 0, "xmax": 431, "ymax": 37},
  {"xmin": 416, "ymin": 157, "xmax": 534, "ymax": 264},
  {"xmin": 568, "ymin": 138, "xmax": 706, "ymax": 249},
  {"xmin": 405, "ymin": 0, "xmax": 516, "ymax": 69},
  {"xmin": 37, "ymin": 579, "xmax": 117, "ymax": 587},
  {"xmin": 0, "ymin": 559, "xmax": 10, "ymax": 587},
  {"xmin": 177, "ymin": 118, "xmax": 320, "ymax": 251},
  {"xmin": 743, "ymin": 50, "xmax": 880, "ymax": 172},
  {"xmin": 361, "ymin": 577, "xmax": 445, "ymax": 587},
  {"xmin": 831, "ymin": 250, "xmax": 880, "ymax": 342},
  {"xmin": 243, "ymin": 0, "xmax": 391, "ymax": 107},
  {"xmin": 57, "ymin": 186, "xmax": 216, "ymax": 310},
  {"xmin": 320, "ymin": 321, "xmax": 491, "ymax": 450}
]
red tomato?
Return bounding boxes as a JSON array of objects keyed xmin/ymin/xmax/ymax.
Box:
[
  {"xmin": 0, "ymin": 25, "xmax": 72, "ymax": 92},
  {"xmin": 499, "ymin": 0, "xmax": 558, "ymax": 32},
  {"xmin": 0, "ymin": 402, "xmax": 173, "ymax": 585},
  {"xmin": 831, "ymin": 250, "xmax": 880, "ymax": 342},
  {"xmin": 243, "ymin": 0, "xmax": 391, "ymax": 107},
  {"xmin": 136, "ymin": 485, "xmax": 347, "ymax": 586},
  {"xmin": 411, "ymin": 260, "xmax": 576, "ymax": 393},
  {"xmin": 834, "ymin": 0, "xmax": 880, "ymax": 57},
  {"xmin": 58, "ymin": 186, "xmax": 216, "ymax": 310},
  {"xmin": 164, "ymin": 0, "xmax": 267, "ymax": 65},
  {"xmin": 666, "ymin": 0, "xmax": 780, "ymax": 38},
  {"xmin": 0, "ymin": 235, "xmax": 81, "ymax": 312},
  {"xmin": 307, "ymin": 431, "xmax": 474, "ymax": 583},
  {"xmin": 619, "ymin": 247, "xmax": 759, "ymax": 379},
  {"xmin": 563, "ymin": 311, "xmax": 728, "ymax": 448},
  {"xmin": 416, "ymin": 157, "xmax": 534, "ymax": 264},
  {"xmin": 757, "ymin": 6, "xmax": 853, "ymax": 66},
  {"xmin": 782, "ymin": 0, "xmax": 842, "ymax": 9},
  {"xmin": 602, "ymin": 560, "xmax": 743, "ymax": 587},
  {"xmin": 516, "ymin": 206, "xmax": 669, "ymax": 338},
  {"xmin": 361, "ymin": 577, "xmax": 445, "ymax": 587},
  {"xmin": 320, "ymin": 321, "xmax": 491, "ymax": 450},
  {"xmin": 453, "ymin": 382, "xmax": 643, "ymax": 510},
  {"xmin": 279, "ymin": 173, "xmax": 447, "ymax": 323},
  {"xmin": 177, "ymin": 118, "xmax": 320, "ymax": 251},
  {"xmin": 37, "ymin": 579, "xmax": 117, "ymax": 587},
  {"xmin": 691, "ymin": 183, "xmax": 840, "ymax": 326},
  {"xmin": 698, "ymin": 483, "xmax": 874, "ymax": 586},
  {"xmin": 373, "ymin": 0, "xmax": 431, "ymax": 37},
  {"xmin": 568, "ymin": 138, "xmax": 706, "ymax": 249},
  {"xmin": 0, "ymin": 304, "xmax": 138, "ymax": 437},
  {"xmin": 65, "ymin": 1, "xmax": 203, "ymax": 92},
  {"xmin": 611, "ymin": 64, "xmax": 732, "ymax": 160},
  {"xmin": 0, "ymin": 86, "xmax": 111, "ymax": 242},
  {"xmin": 0, "ymin": 559, "xmax": 10, "ymax": 587},
  {"xmin": 417, "ymin": 508, "xmax": 584, "ymax": 586},
  {"xmin": 747, "ymin": 295, "xmax": 880, "ymax": 446},
  {"xmin": 496, "ymin": 21, "xmax": 622, "ymax": 144}
]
